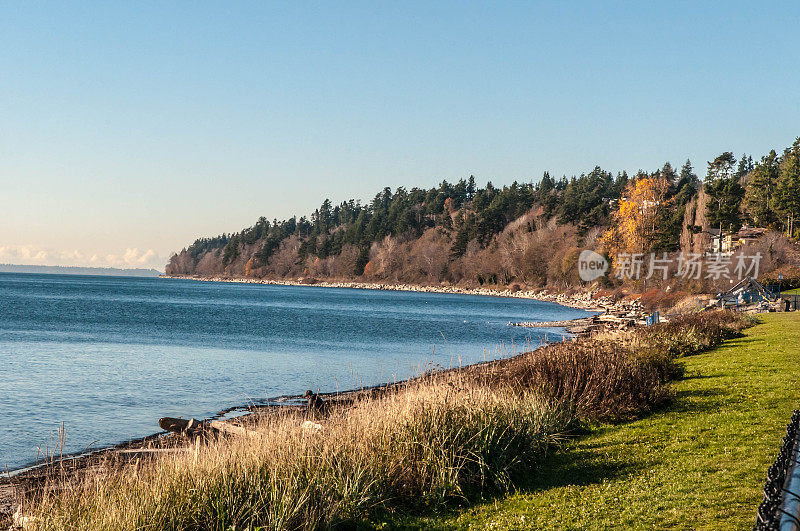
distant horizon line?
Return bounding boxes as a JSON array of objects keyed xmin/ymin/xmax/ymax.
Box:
[{"xmin": 0, "ymin": 263, "xmax": 164, "ymax": 277}]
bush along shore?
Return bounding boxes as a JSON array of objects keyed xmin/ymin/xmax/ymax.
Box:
[{"xmin": 5, "ymin": 311, "xmax": 756, "ymax": 530}]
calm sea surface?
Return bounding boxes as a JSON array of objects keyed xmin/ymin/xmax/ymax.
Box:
[{"xmin": 0, "ymin": 273, "xmax": 593, "ymax": 470}]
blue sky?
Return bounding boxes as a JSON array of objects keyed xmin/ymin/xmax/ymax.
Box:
[{"xmin": 1, "ymin": 1, "xmax": 799, "ymax": 270}]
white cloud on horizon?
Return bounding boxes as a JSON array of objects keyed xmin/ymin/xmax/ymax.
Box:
[{"xmin": 0, "ymin": 245, "xmax": 165, "ymax": 271}]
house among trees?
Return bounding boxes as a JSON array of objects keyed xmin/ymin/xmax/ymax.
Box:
[
  {"xmin": 725, "ymin": 226, "xmax": 768, "ymax": 253},
  {"xmin": 707, "ymin": 226, "xmax": 768, "ymax": 255}
]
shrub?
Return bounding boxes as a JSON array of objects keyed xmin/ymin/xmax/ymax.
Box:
[{"xmin": 487, "ymin": 338, "xmax": 677, "ymax": 421}]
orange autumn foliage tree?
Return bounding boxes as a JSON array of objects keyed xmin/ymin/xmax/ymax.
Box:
[
  {"xmin": 362, "ymin": 259, "xmax": 376, "ymax": 278},
  {"xmin": 600, "ymin": 174, "xmax": 673, "ymax": 259}
]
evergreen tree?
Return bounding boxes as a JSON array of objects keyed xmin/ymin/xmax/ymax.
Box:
[
  {"xmin": 466, "ymin": 175, "xmax": 476, "ymax": 199},
  {"xmin": 354, "ymin": 245, "xmax": 370, "ymax": 276},
  {"xmin": 450, "ymin": 215, "xmax": 472, "ymax": 257},
  {"xmin": 745, "ymin": 150, "xmax": 780, "ymax": 227},
  {"xmin": 706, "ymin": 152, "xmax": 737, "ymax": 182},
  {"xmin": 736, "ymin": 154, "xmax": 750, "ymax": 177},
  {"xmin": 775, "ymin": 138, "xmax": 800, "ymax": 237},
  {"xmin": 705, "ymin": 177, "xmax": 745, "ymax": 232},
  {"xmin": 661, "ymin": 161, "xmax": 678, "ymax": 188},
  {"xmin": 705, "ymin": 152, "xmax": 744, "ymax": 232}
]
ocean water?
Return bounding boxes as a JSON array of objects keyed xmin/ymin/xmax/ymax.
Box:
[{"xmin": 0, "ymin": 273, "xmax": 593, "ymax": 470}]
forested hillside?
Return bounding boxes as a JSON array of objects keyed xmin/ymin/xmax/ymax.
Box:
[{"xmin": 167, "ymin": 138, "xmax": 800, "ymax": 292}]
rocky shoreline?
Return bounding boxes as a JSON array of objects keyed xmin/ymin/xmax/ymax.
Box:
[
  {"xmin": 162, "ymin": 274, "xmax": 611, "ymax": 312},
  {"xmin": 163, "ymin": 275, "xmax": 662, "ymax": 332},
  {"xmin": 163, "ymin": 275, "xmax": 661, "ymax": 334}
]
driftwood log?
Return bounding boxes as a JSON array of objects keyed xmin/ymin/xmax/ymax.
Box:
[{"xmin": 158, "ymin": 417, "xmax": 258, "ymax": 438}]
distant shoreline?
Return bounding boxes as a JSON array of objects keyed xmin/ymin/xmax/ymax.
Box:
[
  {"xmin": 161, "ymin": 274, "xmax": 607, "ymax": 312},
  {"xmin": 0, "ymin": 264, "xmax": 162, "ymax": 277}
]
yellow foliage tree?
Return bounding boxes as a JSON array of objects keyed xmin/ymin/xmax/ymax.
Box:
[{"xmin": 601, "ymin": 175, "xmax": 673, "ymax": 258}]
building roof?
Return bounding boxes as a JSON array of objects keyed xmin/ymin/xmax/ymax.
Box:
[{"xmin": 736, "ymin": 226, "xmax": 767, "ymax": 239}]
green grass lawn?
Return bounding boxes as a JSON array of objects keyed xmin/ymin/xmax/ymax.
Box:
[{"xmin": 392, "ymin": 312, "xmax": 800, "ymax": 530}]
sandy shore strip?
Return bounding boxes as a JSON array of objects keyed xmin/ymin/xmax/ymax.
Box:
[{"xmin": 161, "ymin": 275, "xmax": 613, "ymax": 312}]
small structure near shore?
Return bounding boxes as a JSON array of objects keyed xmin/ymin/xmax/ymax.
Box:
[{"xmin": 710, "ymin": 277, "xmax": 776, "ymax": 311}]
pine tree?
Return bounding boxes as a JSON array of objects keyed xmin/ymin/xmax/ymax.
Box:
[
  {"xmin": 678, "ymin": 160, "xmax": 698, "ymax": 190},
  {"xmin": 705, "ymin": 152, "xmax": 743, "ymax": 232},
  {"xmin": 775, "ymin": 138, "xmax": 800, "ymax": 237},
  {"xmin": 705, "ymin": 177, "xmax": 745, "ymax": 232},
  {"xmin": 736, "ymin": 154, "xmax": 749, "ymax": 177},
  {"xmin": 661, "ymin": 161, "xmax": 677, "ymax": 187},
  {"xmin": 466, "ymin": 175, "xmax": 476, "ymax": 199},
  {"xmin": 745, "ymin": 150, "xmax": 779, "ymax": 227},
  {"xmin": 706, "ymin": 152, "xmax": 736, "ymax": 181}
]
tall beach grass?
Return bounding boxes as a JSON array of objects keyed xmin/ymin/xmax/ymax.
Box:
[{"xmin": 25, "ymin": 310, "xmax": 755, "ymax": 530}]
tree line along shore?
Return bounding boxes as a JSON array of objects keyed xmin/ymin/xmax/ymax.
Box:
[{"xmin": 166, "ymin": 137, "xmax": 800, "ymax": 302}]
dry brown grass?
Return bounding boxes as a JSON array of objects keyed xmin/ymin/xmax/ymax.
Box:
[
  {"xmin": 24, "ymin": 311, "xmax": 754, "ymax": 530},
  {"xmin": 28, "ymin": 380, "xmax": 568, "ymax": 530}
]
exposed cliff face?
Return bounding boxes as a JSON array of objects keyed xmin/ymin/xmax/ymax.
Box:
[{"xmin": 680, "ymin": 188, "xmax": 711, "ymax": 255}]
